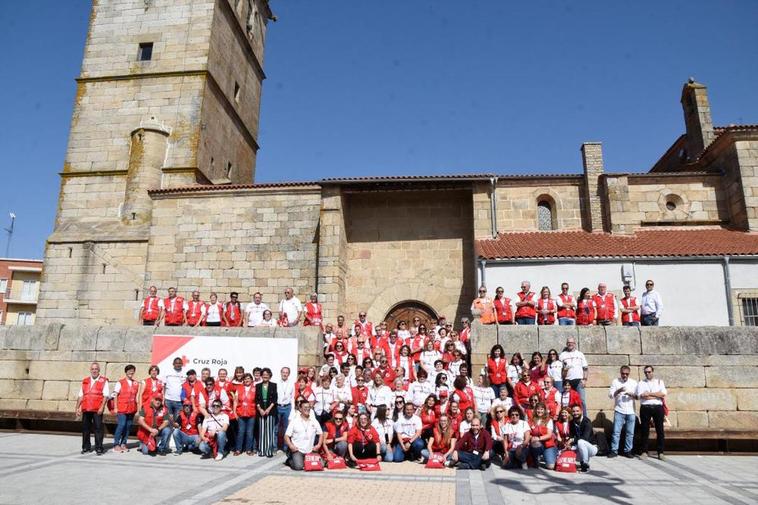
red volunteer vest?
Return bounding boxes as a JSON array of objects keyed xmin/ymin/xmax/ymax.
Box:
[
  {"xmin": 224, "ymin": 301, "xmax": 242, "ymax": 327},
  {"xmin": 186, "ymin": 300, "xmax": 205, "ymax": 326},
  {"xmin": 494, "ymin": 297, "xmax": 513, "ymax": 323},
  {"xmin": 515, "ymin": 292, "xmax": 537, "ymax": 318},
  {"xmin": 137, "ymin": 405, "xmax": 168, "ymax": 443},
  {"xmin": 537, "ymin": 298, "xmax": 556, "ymax": 325},
  {"xmin": 420, "ymin": 408, "xmax": 437, "ymax": 430},
  {"xmin": 81, "ymin": 375, "xmax": 108, "ymax": 412},
  {"xmin": 354, "ymin": 320, "xmax": 374, "ymax": 337},
  {"xmin": 351, "ymin": 386, "xmax": 369, "ymax": 407},
  {"xmin": 530, "ymin": 422, "xmax": 555, "ymax": 448},
  {"xmin": 487, "ymin": 357, "xmax": 507, "ymax": 385},
  {"xmin": 235, "ymin": 384, "xmax": 257, "ymax": 418},
  {"xmin": 179, "ymin": 410, "xmax": 200, "ymax": 436},
  {"xmin": 163, "ymin": 296, "xmax": 185, "ymax": 325},
  {"xmin": 514, "ymin": 381, "xmax": 542, "ymax": 407},
  {"xmin": 459, "ymin": 327, "xmax": 470, "ymax": 344},
  {"xmin": 593, "ymin": 293, "xmax": 616, "ymax": 322},
  {"xmin": 557, "ymin": 294, "xmax": 576, "ymax": 319},
  {"xmin": 453, "ymin": 387, "xmax": 475, "ymax": 413},
  {"xmin": 303, "ymin": 302, "xmax": 323, "ymax": 327},
  {"xmin": 142, "ymin": 296, "xmax": 160, "ymax": 321},
  {"xmin": 182, "ymin": 381, "xmax": 204, "ymax": 408},
  {"xmin": 116, "ymin": 378, "xmax": 139, "ymax": 414},
  {"xmin": 576, "ymin": 300, "xmax": 595, "ymax": 325},
  {"xmin": 621, "ymin": 297, "xmax": 640, "ymax": 323},
  {"xmin": 141, "ymin": 377, "xmax": 164, "ymax": 406}
]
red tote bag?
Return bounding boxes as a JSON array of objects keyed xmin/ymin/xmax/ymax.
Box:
[
  {"xmin": 555, "ymin": 450, "xmax": 577, "ymax": 473},
  {"xmin": 356, "ymin": 457, "xmax": 381, "ymax": 472},
  {"xmin": 304, "ymin": 452, "xmax": 324, "ymax": 471},
  {"xmin": 425, "ymin": 452, "xmax": 446, "ymax": 469}
]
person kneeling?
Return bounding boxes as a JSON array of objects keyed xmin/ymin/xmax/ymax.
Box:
[
  {"xmin": 199, "ymin": 400, "xmax": 229, "ymax": 461},
  {"xmin": 569, "ymin": 404, "xmax": 597, "ymax": 472},
  {"xmin": 173, "ymin": 400, "xmax": 201, "ymax": 455},
  {"xmin": 323, "ymin": 410, "xmax": 349, "ymax": 459},
  {"xmin": 346, "ymin": 412, "xmax": 382, "ymax": 467},
  {"xmin": 284, "ymin": 400, "xmax": 324, "ymax": 470},
  {"xmin": 451, "ymin": 418, "xmax": 492, "ymax": 470},
  {"xmin": 136, "ymin": 395, "xmax": 171, "ymax": 455},
  {"xmin": 392, "ymin": 402, "xmax": 425, "ymax": 462}
]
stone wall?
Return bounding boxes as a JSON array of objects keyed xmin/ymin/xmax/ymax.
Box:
[
  {"xmin": 469, "ymin": 323, "xmax": 758, "ymax": 430},
  {"xmin": 0, "ymin": 323, "xmax": 321, "ymax": 415},
  {"xmin": 495, "ymin": 180, "xmax": 584, "ymax": 232}
]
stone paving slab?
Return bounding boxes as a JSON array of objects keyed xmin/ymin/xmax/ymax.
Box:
[{"xmin": 0, "ymin": 433, "xmax": 757, "ymax": 505}]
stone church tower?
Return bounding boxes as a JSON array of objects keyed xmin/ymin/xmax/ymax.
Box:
[{"xmin": 38, "ymin": 0, "xmax": 274, "ymax": 322}]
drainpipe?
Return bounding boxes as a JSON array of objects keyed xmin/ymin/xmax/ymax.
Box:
[
  {"xmin": 479, "ymin": 259, "xmax": 487, "ymax": 288},
  {"xmin": 723, "ymin": 255, "xmax": 734, "ymax": 326},
  {"xmin": 489, "ymin": 177, "xmax": 498, "ymax": 238}
]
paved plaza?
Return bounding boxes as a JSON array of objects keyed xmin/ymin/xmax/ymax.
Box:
[{"xmin": 0, "ymin": 432, "xmax": 756, "ymax": 505}]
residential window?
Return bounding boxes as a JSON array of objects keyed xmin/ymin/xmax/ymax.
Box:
[
  {"xmin": 742, "ymin": 298, "xmax": 758, "ymax": 327},
  {"xmin": 537, "ymin": 201, "xmax": 555, "ymax": 231},
  {"xmin": 0, "ymin": 279, "xmax": 6, "ymax": 295},
  {"xmin": 137, "ymin": 42, "xmax": 153, "ymax": 61},
  {"xmin": 21, "ymin": 280, "xmax": 37, "ymax": 301},
  {"xmin": 16, "ymin": 312, "xmax": 33, "ymax": 326}
]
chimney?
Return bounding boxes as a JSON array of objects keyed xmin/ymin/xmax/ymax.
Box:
[
  {"xmin": 581, "ymin": 142, "xmax": 604, "ymax": 232},
  {"xmin": 681, "ymin": 78, "xmax": 715, "ymax": 161}
]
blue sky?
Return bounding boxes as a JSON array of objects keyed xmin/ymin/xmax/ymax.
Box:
[{"xmin": 1, "ymin": 0, "xmax": 757, "ymax": 259}]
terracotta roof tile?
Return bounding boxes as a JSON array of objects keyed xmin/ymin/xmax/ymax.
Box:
[
  {"xmin": 476, "ymin": 229, "xmax": 758, "ymax": 260},
  {"xmin": 148, "ymin": 181, "xmax": 320, "ymax": 195}
]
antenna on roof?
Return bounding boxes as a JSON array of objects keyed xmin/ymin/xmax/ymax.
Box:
[{"xmin": 4, "ymin": 212, "xmax": 15, "ymax": 257}]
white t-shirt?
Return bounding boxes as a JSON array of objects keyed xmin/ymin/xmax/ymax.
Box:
[
  {"xmin": 372, "ymin": 417, "xmax": 394, "ymax": 445},
  {"xmin": 278, "ymin": 297, "xmax": 303, "ymax": 326},
  {"xmin": 491, "ymin": 396, "xmax": 513, "ymax": 412},
  {"xmin": 160, "ymin": 367, "xmax": 185, "ymax": 402},
  {"xmin": 609, "ymin": 377, "xmax": 638, "ymax": 415},
  {"xmin": 205, "ymin": 303, "xmax": 222, "ymax": 324},
  {"xmin": 313, "ymin": 386, "xmax": 335, "ymax": 415},
  {"xmin": 507, "ymin": 364, "xmax": 522, "ymax": 384},
  {"xmin": 559, "ymin": 350, "xmax": 588, "ymax": 381},
  {"xmin": 277, "ymin": 378, "xmax": 295, "ymax": 406},
  {"xmin": 472, "ymin": 385, "xmax": 496, "ymax": 414},
  {"xmin": 636, "ymin": 378, "xmax": 667, "ymax": 406},
  {"xmin": 408, "ymin": 380, "xmax": 436, "ymax": 407},
  {"xmin": 547, "ymin": 360, "xmax": 564, "ymax": 382},
  {"xmin": 368, "ymin": 384, "xmax": 394, "ymax": 410},
  {"xmin": 286, "ymin": 413, "xmax": 323, "ymax": 453},
  {"xmin": 459, "ymin": 419, "xmax": 472, "ymax": 436},
  {"xmin": 501, "ymin": 420, "xmax": 530, "ymax": 447},
  {"xmin": 393, "ymin": 414, "xmax": 422, "ymax": 440},
  {"xmin": 420, "ymin": 351, "xmax": 442, "ymax": 373},
  {"xmin": 244, "ymin": 302, "xmax": 269, "ymax": 327},
  {"xmin": 202, "ymin": 412, "xmax": 229, "ymax": 435},
  {"xmin": 331, "ymin": 383, "xmax": 353, "ymax": 404}
]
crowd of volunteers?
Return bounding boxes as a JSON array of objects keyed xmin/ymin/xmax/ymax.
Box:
[{"xmin": 77, "ymin": 282, "xmax": 667, "ymax": 472}]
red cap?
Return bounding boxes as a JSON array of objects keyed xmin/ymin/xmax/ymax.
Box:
[{"xmin": 182, "ymin": 399, "xmax": 193, "ymax": 406}]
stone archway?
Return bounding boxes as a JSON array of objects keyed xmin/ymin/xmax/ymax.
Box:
[{"xmin": 384, "ymin": 300, "xmax": 438, "ymax": 331}]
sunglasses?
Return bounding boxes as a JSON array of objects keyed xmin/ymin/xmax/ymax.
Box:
[
  {"xmin": 509, "ymin": 413, "xmax": 520, "ymax": 417},
  {"xmin": 334, "ymin": 417, "xmax": 344, "ymax": 421},
  {"xmin": 496, "ymin": 410, "xmax": 504, "ymax": 413}
]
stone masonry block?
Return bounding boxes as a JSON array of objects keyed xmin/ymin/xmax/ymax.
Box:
[
  {"xmin": 537, "ymin": 326, "xmax": 576, "ymax": 353},
  {"xmin": 4, "ymin": 324, "xmax": 62, "ymax": 351},
  {"xmin": 736, "ymin": 390, "xmax": 758, "ymax": 411},
  {"xmin": 470, "ymin": 323, "xmax": 497, "ymax": 353},
  {"xmin": 705, "ymin": 355, "xmax": 758, "ymax": 366},
  {"xmin": 124, "ymin": 326, "xmax": 155, "ymax": 352},
  {"xmin": 42, "ymin": 381, "xmax": 72, "ymax": 400},
  {"xmin": 58, "ymin": 324, "xmax": 100, "ymax": 351},
  {"xmin": 585, "ymin": 354, "xmax": 630, "ymax": 366},
  {"xmin": 705, "ymin": 367, "xmax": 758, "ymax": 388},
  {"xmin": 666, "ymin": 388, "xmax": 736, "ymax": 411},
  {"xmin": 104, "ymin": 362, "xmax": 150, "ymax": 380},
  {"xmin": 58, "ymin": 400, "xmax": 77, "ymax": 412},
  {"xmin": 499, "ymin": 326, "xmax": 538, "ymax": 355},
  {"xmin": 642, "ymin": 366, "xmax": 705, "ymax": 388},
  {"xmin": 0, "ymin": 361, "xmax": 31, "ymax": 380},
  {"xmin": 629, "ymin": 354, "xmax": 707, "ymax": 366},
  {"xmin": 641, "ymin": 327, "xmax": 758, "ymax": 355},
  {"xmin": 96, "ymin": 327, "xmax": 127, "ymax": 352},
  {"xmin": 28, "ymin": 361, "xmax": 92, "ymax": 381},
  {"xmin": 27, "ymin": 400, "xmax": 61, "ymax": 411},
  {"xmin": 707, "ymin": 411, "xmax": 758, "ymax": 430},
  {"xmin": 676, "ymin": 411, "xmax": 709, "ymax": 429},
  {"xmin": 0, "ymin": 399, "xmax": 27, "ymax": 410},
  {"xmin": 605, "ymin": 326, "xmax": 641, "ymax": 355},
  {"xmin": 578, "ymin": 326, "xmax": 607, "ymax": 353},
  {"xmin": 589, "ymin": 366, "xmax": 638, "ymax": 387},
  {"xmin": 0, "ymin": 379, "xmax": 43, "ymax": 400}
]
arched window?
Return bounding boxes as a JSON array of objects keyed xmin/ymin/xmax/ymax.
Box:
[{"xmin": 537, "ymin": 200, "xmax": 555, "ymax": 231}]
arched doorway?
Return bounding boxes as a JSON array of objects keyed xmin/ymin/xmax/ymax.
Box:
[{"xmin": 384, "ymin": 300, "xmax": 438, "ymax": 331}]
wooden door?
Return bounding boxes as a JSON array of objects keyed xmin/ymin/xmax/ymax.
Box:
[{"xmin": 384, "ymin": 301, "xmax": 438, "ymax": 331}]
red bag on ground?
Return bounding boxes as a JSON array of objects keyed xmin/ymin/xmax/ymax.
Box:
[
  {"xmin": 425, "ymin": 452, "xmax": 446, "ymax": 469},
  {"xmin": 555, "ymin": 450, "xmax": 577, "ymax": 473},
  {"xmin": 106, "ymin": 398, "xmax": 116, "ymax": 414},
  {"xmin": 327, "ymin": 456, "xmax": 347, "ymax": 470},
  {"xmin": 356, "ymin": 457, "xmax": 381, "ymax": 472},
  {"xmin": 304, "ymin": 452, "xmax": 324, "ymax": 471}
]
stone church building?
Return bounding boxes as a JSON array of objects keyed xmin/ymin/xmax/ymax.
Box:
[{"xmin": 37, "ymin": 0, "xmax": 758, "ymax": 328}]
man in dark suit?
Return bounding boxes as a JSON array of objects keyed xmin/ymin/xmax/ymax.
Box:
[{"xmin": 256, "ymin": 367, "xmax": 279, "ymax": 457}]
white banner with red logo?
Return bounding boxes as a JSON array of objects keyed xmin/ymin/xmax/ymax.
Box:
[{"xmin": 151, "ymin": 335, "xmax": 298, "ymax": 377}]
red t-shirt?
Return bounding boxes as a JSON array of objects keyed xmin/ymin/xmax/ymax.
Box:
[{"xmin": 347, "ymin": 425, "xmax": 380, "ymax": 445}]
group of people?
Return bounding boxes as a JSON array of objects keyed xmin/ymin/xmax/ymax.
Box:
[{"xmin": 471, "ymin": 280, "xmax": 663, "ymax": 327}]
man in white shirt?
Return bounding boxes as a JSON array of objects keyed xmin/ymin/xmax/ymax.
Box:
[
  {"xmin": 244, "ymin": 291, "xmax": 269, "ymax": 327},
  {"xmin": 636, "ymin": 366, "xmax": 667, "ymax": 460},
  {"xmin": 368, "ymin": 373, "xmax": 394, "ymax": 416},
  {"xmin": 161, "ymin": 357, "xmax": 186, "ymax": 423},
  {"xmin": 640, "ymin": 280, "xmax": 663, "ymax": 326},
  {"xmin": 276, "ymin": 367, "xmax": 295, "ymax": 451},
  {"xmin": 407, "ymin": 369, "xmax": 435, "ymax": 407},
  {"xmin": 559, "ymin": 338, "xmax": 588, "ymax": 416},
  {"xmin": 278, "ymin": 288, "xmax": 303, "ymax": 326},
  {"xmin": 608, "ymin": 365, "xmax": 638, "ymax": 458},
  {"xmin": 285, "ymin": 400, "xmax": 324, "ymax": 470},
  {"xmin": 392, "ymin": 402, "xmax": 424, "ymax": 462},
  {"xmin": 199, "ymin": 400, "xmax": 229, "ymax": 461}
]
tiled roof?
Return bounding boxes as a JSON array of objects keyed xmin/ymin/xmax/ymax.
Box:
[
  {"xmin": 714, "ymin": 124, "xmax": 758, "ymax": 135},
  {"xmin": 148, "ymin": 181, "xmax": 320, "ymax": 195},
  {"xmin": 476, "ymin": 229, "xmax": 758, "ymax": 260},
  {"xmin": 321, "ymin": 173, "xmax": 580, "ymax": 183}
]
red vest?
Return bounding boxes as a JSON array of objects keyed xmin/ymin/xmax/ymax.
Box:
[
  {"xmin": 405, "ymin": 335, "xmax": 424, "ymax": 362},
  {"xmin": 116, "ymin": 378, "xmax": 139, "ymax": 414},
  {"xmin": 453, "ymin": 387, "xmax": 475, "ymax": 413},
  {"xmin": 178, "ymin": 410, "xmax": 199, "ymax": 436},
  {"xmin": 235, "ymin": 384, "xmax": 257, "ymax": 418},
  {"xmin": 514, "ymin": 381, "xmax": 542, "ymax": 407},
  {"xmin": 351, "ymin": 386, "xmax": 369, "ymax": 406},
  {"xmin": 620, "ymin": 297, "xmax": 640, "ymax": 323},
  {"xmin": 224, "ymin": 302, "xmax": 242, "ymax": 327},
  {"xmin": 137, "ymin": 405, "xmax": 168, "ymax": 443},
  {"xmin": 576, "ymin": 300, "xmax": 596, "ymax": 325},
  {"xmin": 354, "ymin": 320, "xmax": 374, "ymax": 337},
  {"xmin": 593, "ymin": 293, "xmax": 616, "ymax": 322},
  {"xmin": 487, "ymin": 357, "xmax": 507, "ymax": 385},
  {"xmin": 182, "ymin": 381, "xmax": 204, "ymax": 408},
  {"xmin": 515, "ymin": 291, "xmax": 537, "ymax": 318},
  {"xmin": 529, "ymin": 422, "xmax": 555, "ymax": 448},
  {"xmin": 163, "ymin": 296, "xmax": 185, "ymax": 325},
  {"xmin": 459, "ymin": 327, "xmax": 470, "ymax": 344},
  {"xmin": 494, "ymin": 297, "xmax": 513, "ymax": 323},
  {"xmin": 420, "ymin": 408, "xmax": 437, "ymax": 430},
  {"xmin": 186, "ymin": 300, "xmax": 205, "ymax": 326},
  {"xmin": 81, "ymin": 375, "xmax": 108, "ymax": 412},
  {"xmin": 380, "ymin": 340, "xmax": 402, "ymax": 367},
  {"xmin": 141, "ymin": 377, "xmax": 164, "ymax": 406},
  {"xmin": 303, "ymin": 302, "xmax": 323, "ymax": 327},
  {"xmin": 537, "ymin": 298, "xmax": 556, "ymax": 325},
  {"xmin": 142, "ymin": 296, "xmax": 160, "ymax": 321},
  {"xmin": 557, "ymin": 294, "xmax": 576, "ymax": 319}
]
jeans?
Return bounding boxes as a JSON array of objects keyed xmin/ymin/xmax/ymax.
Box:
[
  {"xmin": 529, "ymin": 444, "xmax": 558, "ymax": 467},
  {"xmin": 553, "ymin": 380, "xmax": 563, "ymax": 394},
  {"xmin": 623, "ymin": 322, "xmax": 640, "ymax": 327},
  {"xmin": 236, "ymin": 416, "xmax": 256, "ymax": 453},
  {"xmin": 457, "ymin": 450, "xmax": 491, "ymax": 469},
  {"xmin": 380, "ymin": 443, "xmax": 395, "ymax": 462},
  {"xmin": 576, "ymin": 439, "xmax": 598, "ymax": 464},
  {"xmin": 173, "ymin": 431, "xmax": 200, "ymax": 454},
  {"xmin": 140, "ymin": 427, "xmax": 171, "ymax": 454},
  {"xmin": 113, "ymin": 413, "xmax": 134, "ymax": 446},
  {"xmin": 569, "ymin": 378, "xmax": 588, "ymax": 417},
  {"xmin": 611, "ymin": 411, "xmax": 636, "ymax": 454},
  {"xmin": 81, "ymin": 412, "xmax": 104, "ymax": 452},
  {"xmin": 276, "ymin": 404, "xmax": 292, "ymax": 450},
  {"xmin": 491, "ymin": 383, "xmax": 505, "ymax": 399},
  {"xmin": 640, "ymin": 404, "xmax": 665, "ymax": 454},
  {"xmin": 392, "ymin": 438, "xmax": 425, "ymax": 462},
  {"xmin": 641, "ymin": 314, "xmax": 659, "ymax": 326},
  {"xmin": 289, "ymin": 450, "xmax": 306, "ymax": 471},
  {"xmin": 558, "ymin": 318, "xmax": 575, "ymax": 326},
  {"xmin": 515, "ymin": 317, "xmax": 535, "ymax": 325},
  {"xmin": 200, "ymin": 431, "xmax": 228, "ymax": 456},
  {"xmin": 164, "ymin": 400, "xmax": 183, "ymax": 424},
  {"xmin": 330, "ymin": 440, "xmax": 348, "ymax": 457}
]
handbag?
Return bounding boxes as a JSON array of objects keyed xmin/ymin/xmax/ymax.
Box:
[
  {"xmin": 555, "ymin": 449, "xmax": 576, "ymax": 473},
  {"xmin": 356, "ymin": 457, "xmax": 381, "ymax": 472},
  {"xmin": 304, "ymin": 452, "xmax": 324, "ymax": 471},
  {"xmin": 425, "ymin": 452, "xmax": 446, "ymax": 469},
  {"xmin": 327, "ymin": 456, "xmax": 347, "ymax": 470}
]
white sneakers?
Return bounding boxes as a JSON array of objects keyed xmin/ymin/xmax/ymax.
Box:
[{"xmin": 215, "ymin": 454, "xmax": 224, "ymax": 461}]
